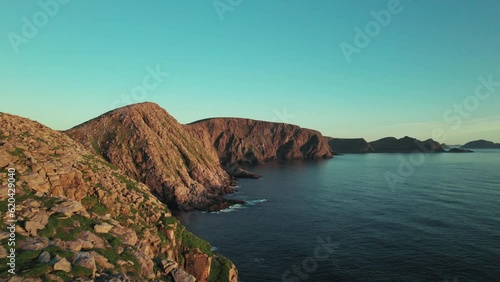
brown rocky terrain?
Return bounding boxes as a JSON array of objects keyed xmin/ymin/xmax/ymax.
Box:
[
  {"xmin": 188, "ymin": 118, "xmax": 333, "ymax": 165},
  {"xmin": 326, "ymin": 137, "xmax": 374, "ymax": 154},
  {"xmin": 0, "ymin": 112, "xmax": 237, "ymax": 281},
  {"xmin": 66, "ymin": 103, "xmax": 236, "ymax": 211},
  {"xmin": 369, "ymin": 136, "xmax": 445, "ymax": 153}
]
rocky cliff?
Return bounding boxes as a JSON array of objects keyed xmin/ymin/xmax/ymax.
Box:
[
  {"xmin": 369, "ymin": 136, "xmax": 445, "ymax": 153},
  {"xmin": 66, "ymin": 103, "xmax": 236, "ymax": 211},
  {"xmin": 0, "ymin": 112, "xmax": 237, "ymax": 281},
  {"xmin": 188, "ymin": 118, "xmax": 333, "ymax": 165},
  {"xmin": 462, "ymin": 139, "xmax": 500, "ymax": 149},
  {"xmin": 326, "ymin": 137, "xmax": 374, "ymax": 154}
]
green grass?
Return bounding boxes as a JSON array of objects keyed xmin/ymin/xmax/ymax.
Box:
[
  {"xmin": 91, "ymin": 140, "xmax": 103, "ymax": 156},
  {"xmin": 44, "ymin": 245, "xmax": 74, "ymax": 259},
  {"xmin": 181, "ymin": 230, "xmax": 212, "ymax": 255},
  {"xmin": 72, "ymin": 265, "xmax": 94, "ymax": 277},
  {"xmin": 81, "ymin": 196, "xmax": 109, "ymax": 216},
  {"xmin": 0, "ymin": 249, "xmax": 42, "ymax": 274},
  {"xmin": 9, "ymin": 147, "xmax": 25, "ymax": 158},
  {"xmin": 208, "ymin": 255, "xmax": 233, "ymax": 282},
  {"xmin": 38, "ymin": 214, "xmax": 98, "ymax": 241},
  {"xmin": 112, "ymin": 172, "xmax": 140, "ymax": 192},
  {"xmin": 101, "ymin": 233, "xmax": 122, "ymax": 248},
  {"xmin": 20, "ymin": 263, "xmax": 53, "ymax": 277}
]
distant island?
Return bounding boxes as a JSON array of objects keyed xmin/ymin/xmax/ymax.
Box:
[
  {"xmin": 462, "ymin": 139, "xmax": 500, "ymax": 149},
  {"xmin": 326, "ymin": 136, "xmax": 479, "ymax": 154}
]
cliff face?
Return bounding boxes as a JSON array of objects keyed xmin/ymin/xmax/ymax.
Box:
[
  {"xmin": 326, "ymin": 137, "xmax": 374, "ymax": 154},
  {"xmin": 66, "ymin": 103, "xmax": 234, "ymax": 211},
  {"xmin": 369, "ymin": 136, "xmax": 445, "ymax": 153},
  {"xmin": 462, "ymin": 139, "xmax": 500, "ymax": 149},
  {"xmin": 0, "ymin": 113, "xmax": 237, "ymax": 281},
  {"xmin": 188, "ymin": 118, "xmax": 333, "ymax": 165}
]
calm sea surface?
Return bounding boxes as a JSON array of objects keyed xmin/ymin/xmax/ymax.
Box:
[{"xmin": 177, "ymin": 150, "xmax": 500, "ymax": 281}]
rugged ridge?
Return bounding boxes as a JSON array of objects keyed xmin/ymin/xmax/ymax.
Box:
[
  {"xmin": 462, "ymin": 139, "xmax": 500, "ymax": 149},
  {"xmin": 326, "ymin": 137, "xmax": 374, "ymax": 154},
  {"xmin": 66, "ymin": 103, "xmax": 235, "ymax": 211},
  {"xmin": 0, "ymin": 112, "xmax": 237, "ymax": 281},
  {"xmin": 188, "ymin": 118, "xmax": 333, "ymax": 165},
  {"xmin": 369, "ymin": 136, "xmax": 445, "ymax": 153}
]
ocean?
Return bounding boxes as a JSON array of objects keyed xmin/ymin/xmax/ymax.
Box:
[{"xmin": 176, "ymin": 150, "xmax": 500, "ymax": 281}]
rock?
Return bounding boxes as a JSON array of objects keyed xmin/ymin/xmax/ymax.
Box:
[
  {"xmin": 0, "ymin": 231, "xmax": 10, "ymax": 240},
  {"xmin": 94, "ymin": 223, "xmax": 113, "ymax": 234},
  {"xmin": 447, "ymin": 148, "xmax": 474, "ymax": 153},
  {"xmin": 90, "ymin": 251, "xmax": 114, "ymax": 269},
  {"xmin": 38, "ymin": 251, "xmax": 51, "ymax": 263},
  {"xmin": 65, "ymin": 240, "xmax": 83, "ymax": 251},
  {"xmin": 8, "ymin": 277, "xmax": 43, "ymax": 282},
  {"xmin": 79, "ymin": 239, "xmax": 94, "ymax": 250},
  {"xmin": 223, "ymin": 164, "xmax": 261, "ymax": 179},
  {"xmin": 171, "ymin": 268, "xmax": 197, "ymax": 282},
  {"xmin": 77, "ymin": 231, "xmax": 108, "ymax": 249},
  {"xmin": 0, "ymin": 245, "xmax": 7, "ymax": 259},
  {"xmin": 51, "ymin": 200, "xmax": 86, "ymax": 217},
  {"xmin": 133, "ymin": 251, "xmax": 155, "ymax": 279},
  {"xmin": 19, "ymin": 237, "xmax": 49, "ymax": 251},
  {"xmin": 52, "ymin": 256, "xmax": 72, "ymax": 273},
  {"xmin": 43, "ymin": 274, "xmax": 65, "ymax": 282},
  {"xmin": 24, "ymin": 220, "xmax": 46, "ymax": 236},
  {"xmin": 161, "ymin": 259, "xmax": 178, "ymax": 275},
  {"xmin": 110, "ymin": 226, "xmax": 138, "ymax": 246},
  {"xmin": 185, "ymin": 248, "xmax": 211, "ymax": 282},
  {"xmin": 72, "ymin": 252, "xmax": 97, "ymax": 277}
]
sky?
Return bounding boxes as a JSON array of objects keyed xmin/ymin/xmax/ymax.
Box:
[{"xmin": 1, "ymin": 0, "xmax": 499, "ymax": 144}]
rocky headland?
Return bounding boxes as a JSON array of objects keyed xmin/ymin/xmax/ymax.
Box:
[
  {"xmin": 188, "ymin": 118, "xmax": 333, "ymax": 165},
  {"xmin": 0, "ymin": 112, "xmax": 237, "ymax": 281},
  {"xmin": 66, "ymin": 103, "xmax": 236, "ymax": 211},
  {"xmin": 325, "ymin": 137, "xmax": 374, "ymax": 154}
]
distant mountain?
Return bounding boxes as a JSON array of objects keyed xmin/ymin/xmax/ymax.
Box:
[
  {"xmin": 188, "ymin": 118, "xmax": 333, "ymax": 165},
  {"xmin": 66, "ymin": 103, "xmax": 236, "ymax": 211},
  {"xmin": 369, "ymin": 136, "xmax": 445, "ymax": 153},
  {"xmin": 461, "ymin": 139, "xmax": 500, "ymax": 149},
  {"xmin": 325, "ymin": 137, "xmax": 374, "ymax": 154},
  {"xmin": 0, "ymin": 112, "xmax": 237, "ymax": 281}
]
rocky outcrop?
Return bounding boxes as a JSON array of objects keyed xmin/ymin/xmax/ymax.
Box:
[
  {"xmin": 326, "ymin": 137, "xmax": 374, "ymax": 154},
  {"xmin": 369, "ymin": 136, "xmax": 445, "ymax": 153},
  {"xmin": 462, "ymin": 139, "xmax": 500, "ymax": 149},
  {"xmin": 66, "ymin": 102, "xmax": 235, "ymax": 211},
  {"xmin": 0, "ymin": 112, "xmax": 237, "ymax": 281},
  {"xmin": 188, "ymin": 118, "xmax": 333, "ymax": 165},
  {"xmin": 447, "ymin": 148, "xmax": 474, "ymax": 153}
]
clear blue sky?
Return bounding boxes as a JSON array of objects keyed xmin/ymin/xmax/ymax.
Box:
[{"xmin": 1, "ymin": 0, "xmax": 499, "ymax": 144}]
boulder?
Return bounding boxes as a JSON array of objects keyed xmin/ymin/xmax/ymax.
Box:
[
  {"xmin": 19, "ymin": 237, "xmax": 49, "ymax": 251},
  {"xmin": 73, "ymin": 252, "xmax": 97, "ymax": 277},
  {"xmin": 171, "ymin": 268, "xmax": 196, "ymax": 282},
  {"xmin": 38, "ymin": 251, "xmax": 51, "ymax": 264},
  {"xmin": 94, "ymin": 223, "xmax": 113, "ymax": 234},
  {"xmin": 161, "ymin": 259, "xmax": 178, "ymax": 275},
  {"xmin": 185, "ymin": 248, "xmax": 211, "ymax": 282},
  {"xmin": 133, "ymin": 251, "xmax": 155, "ymax": 279},
  {"xmin": 110, "ymin": 226, "xmax": 138, "ymax": 246},
  {"xmin": 52, "ymin": 256, "xmax": 72, "ymax": 273}
]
